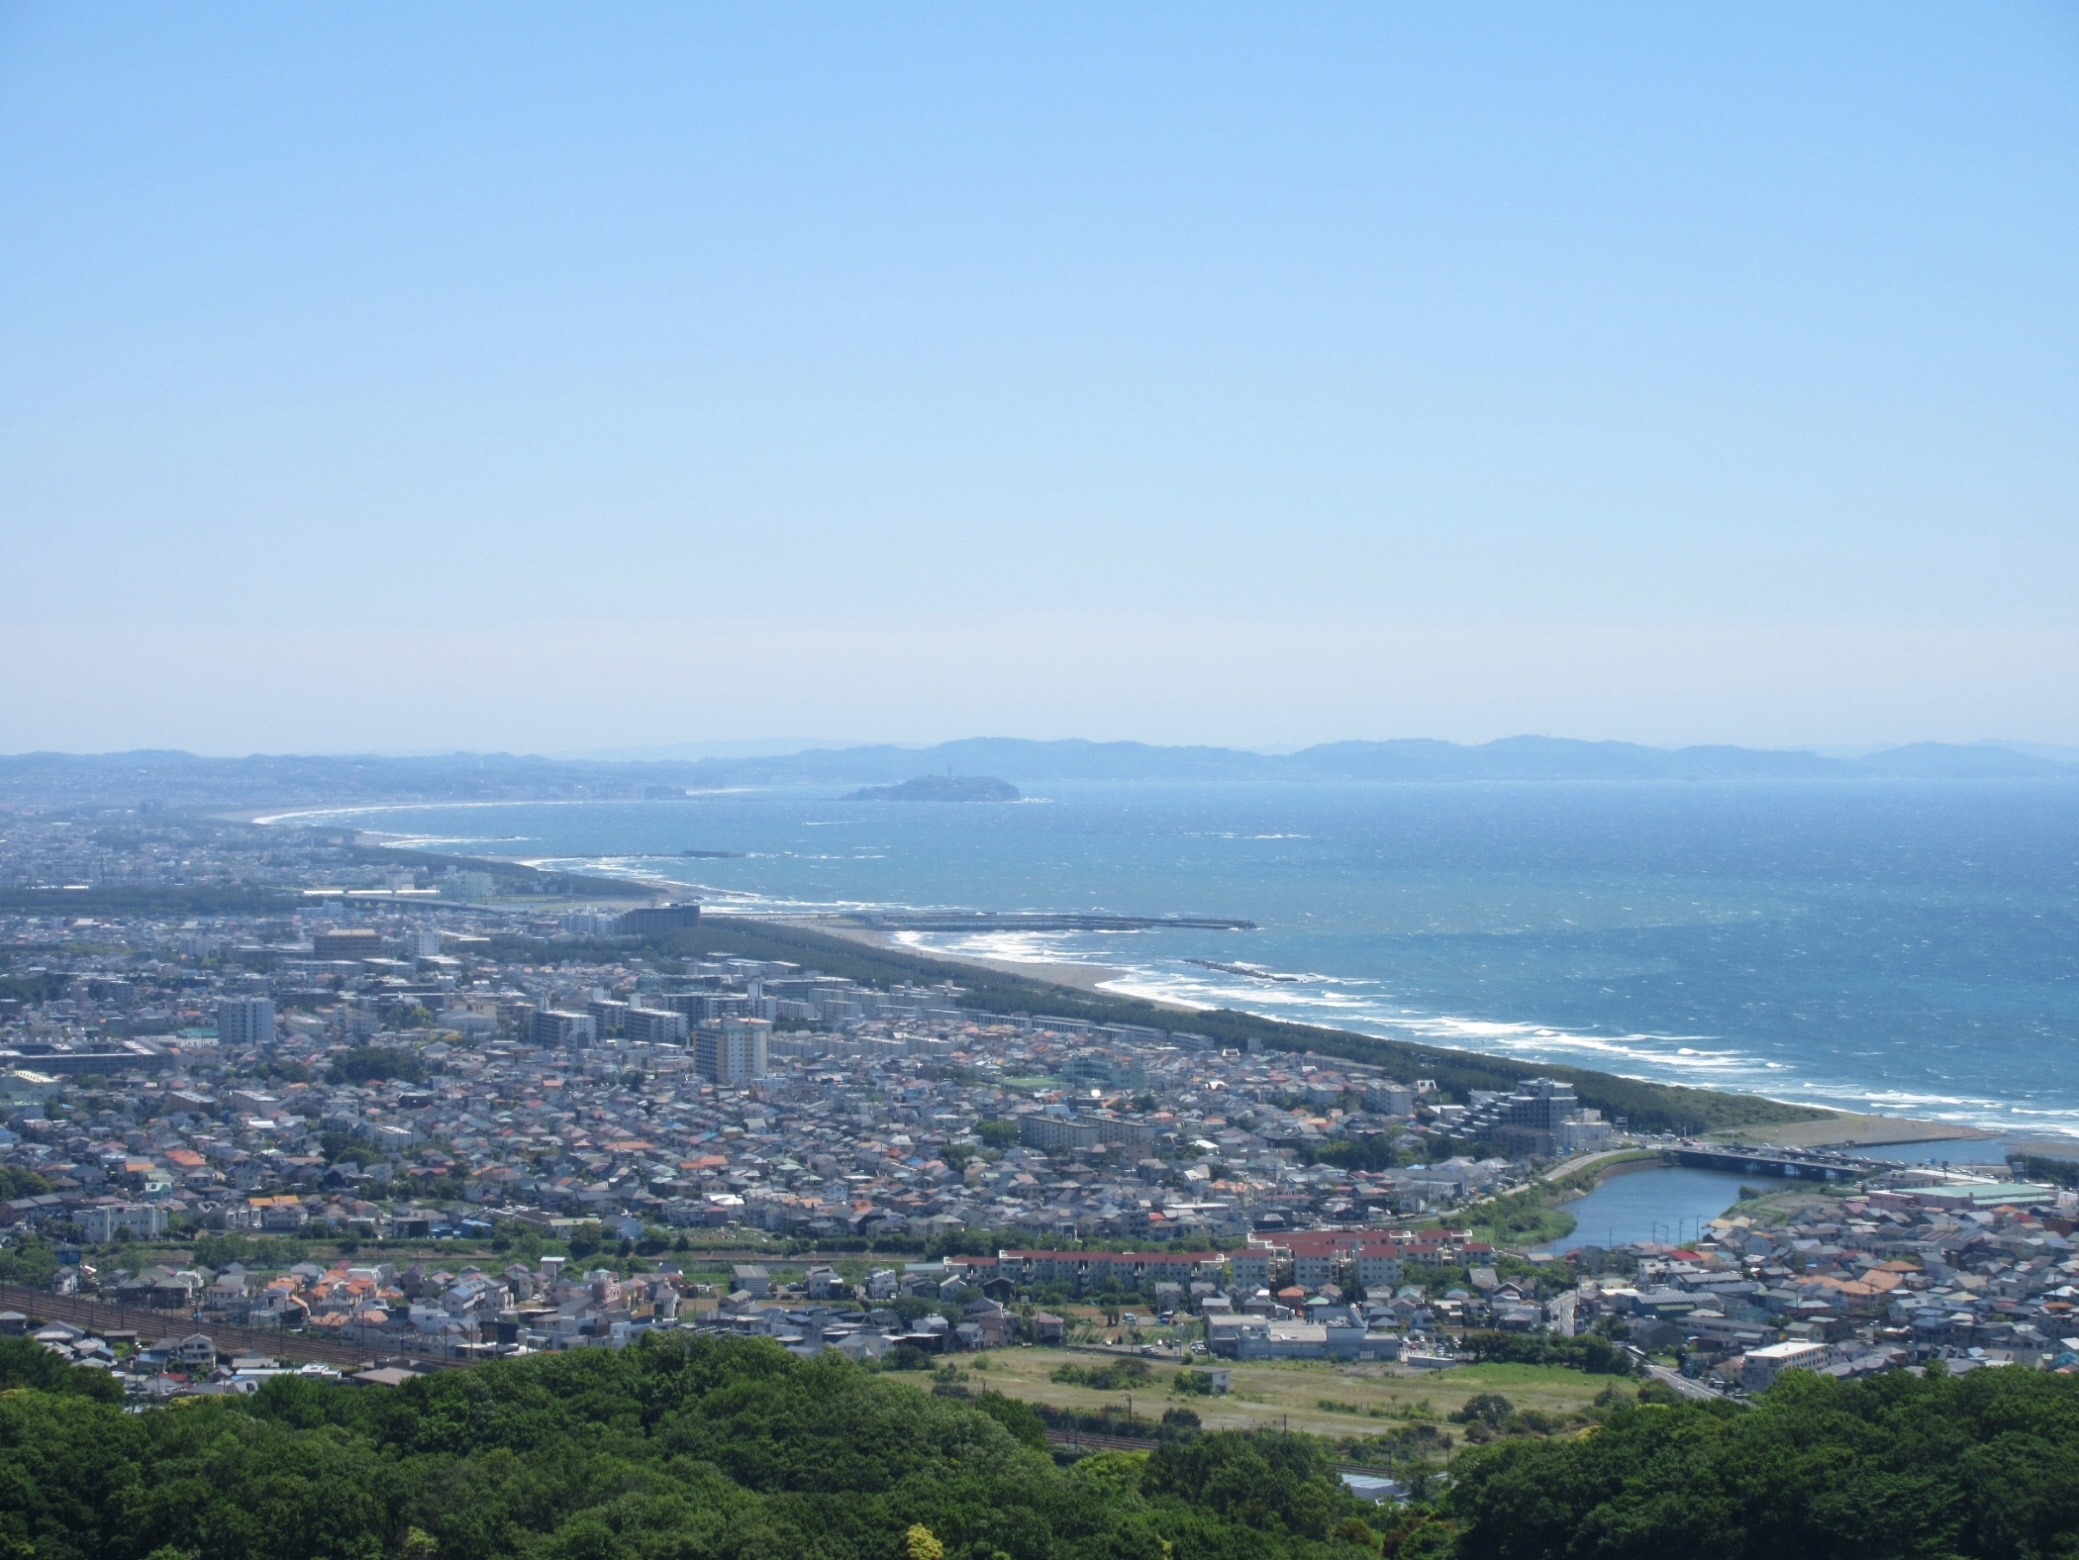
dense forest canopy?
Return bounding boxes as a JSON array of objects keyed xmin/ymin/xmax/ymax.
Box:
[
  {"xmin": 0, "ymin": 1335, "xmax": 1371, "ymax": 1560},
  {"xmin": 0, "ymin": 1338, "xmax": 2073, "ymax": 1560},
  {"xmin": 1446, "ymin": 1366, "xmax": 2079, "ymax": 1560}
]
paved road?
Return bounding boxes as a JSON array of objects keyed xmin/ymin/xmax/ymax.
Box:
[
  {"xmin": 1043, "ymin": 1428, "xmax": 1394, "ymax": 1481},
  {"xmin": 1536, "ymin": 1148, "xmax": 1661, "ymax": 1185},
  {"xmin": 1442, "ymin": 1147, "xmax": 1659, "ymax": 1234},
  {"xmin": 1643, "ymin": 1361, "xmax": 1722, "ymax": 1400}
]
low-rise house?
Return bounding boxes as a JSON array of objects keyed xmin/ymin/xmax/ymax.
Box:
[{"xmin": 961, "ymin": 1299, "xmax": 1014, "ymax": 1348}]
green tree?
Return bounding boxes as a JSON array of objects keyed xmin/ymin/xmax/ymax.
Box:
[
  {"xmin": 327, "ymin": 1045, "xmax": 435, "ymax": 1084},
  {"xmin": 1142, "ymin": 1429, "xmax": 1355, "ymax": 1541},
  {"xmin": 1448, "ymin": 1394, "xmax": 1513, "ymax": 1429},
  {"xmin": 0, "ymin": 1336, "xmax": 122, "ymax": 1403},
  {"xmin": 1448, "ymin": 1367, "xmax": 2079, "ymax": 1560}
]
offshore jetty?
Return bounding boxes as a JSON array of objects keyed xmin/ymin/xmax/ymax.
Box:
[{"xmin": 851, "ymin": 911, "xmax": 1257, "ymax": 932}]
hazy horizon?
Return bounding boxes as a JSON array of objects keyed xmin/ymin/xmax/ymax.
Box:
[{"xmin": 8, "ymin": 733, "xmax": 2079, "ymax": 766}]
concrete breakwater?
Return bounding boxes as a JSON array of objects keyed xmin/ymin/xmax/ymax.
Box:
[{"xmin": 849, "ymin": 911, "xmax": 1257, "ymax": 932}]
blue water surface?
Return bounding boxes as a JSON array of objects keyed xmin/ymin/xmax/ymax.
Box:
[
  {"xmin": 1553, "ymin": 1167, "xmax": 1757, "ymax": 1253},
  {"xmin": 285, "ymin": 779, "xmax": 2079, "ymax": 1134}
]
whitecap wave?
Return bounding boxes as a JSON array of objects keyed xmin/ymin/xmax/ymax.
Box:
[{"xmin": 241, "ymin": 802, "xmax": 2079, "ymax": 1138}]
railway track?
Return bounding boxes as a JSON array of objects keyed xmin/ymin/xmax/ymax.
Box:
[{"xmin": 0, "ymin": 1282, "xmax": 455, "ymax": 1371}]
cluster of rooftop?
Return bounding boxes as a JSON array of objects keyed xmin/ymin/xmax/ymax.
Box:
[
  {"xmin": 5, "ymin": 809, "xmax": 2074, "ymax": 1393},
  {"xmin": 1559, "ymin": 1177, "xmax": 2079, "ymax": 1391}
]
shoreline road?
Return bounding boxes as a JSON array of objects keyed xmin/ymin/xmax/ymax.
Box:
[{"xmin": 1537, "ymin": 1148, "xmax": 1659, "ymax": 1185}]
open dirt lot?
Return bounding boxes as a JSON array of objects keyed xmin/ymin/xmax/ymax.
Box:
[{"xmin": 915, "ymin": 1346, "xmax": 1619, "ymax": 1442}]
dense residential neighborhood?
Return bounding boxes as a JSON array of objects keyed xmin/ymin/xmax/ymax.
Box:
[{"xmin": 3, "ymin": 811, "xmax": 2077, "ymax": 1401}]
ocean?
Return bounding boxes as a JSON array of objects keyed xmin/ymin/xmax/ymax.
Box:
[{"xmin": 299, "ymin": 779, "xmax": 2079, "ymax": 1137}]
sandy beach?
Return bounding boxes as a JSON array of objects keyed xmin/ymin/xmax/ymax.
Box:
[
  {"xmin": 1713, "ymin": 1112, "xmax": 1994, "ymax": 1149},
  {"xmin": 804, "ymin": 920, "xmax": 2034, "ymax": 1153},
  {"xmin": 802, "ymin": 920, "xmax": 1153, "ymax": 1001}
]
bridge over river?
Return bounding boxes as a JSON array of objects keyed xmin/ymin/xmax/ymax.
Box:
[{"xmin": 1667, "ymin": 1145, "xmax": 1879, "ymax": 1181}]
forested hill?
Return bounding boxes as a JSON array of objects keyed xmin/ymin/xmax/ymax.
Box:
[
  {"xmin": 1446, "ymin": 1365, "xmax": 2079, "ymax": 1560},
  {"xmin": 1, "ymin": 1335, "xmax": 2075, "ymax": 1559},
  {"xmin": 0, "ymin": 1334, "xmax": 1372, "ymax": 1560}
]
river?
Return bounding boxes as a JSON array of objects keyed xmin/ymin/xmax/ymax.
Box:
[
  {"xmin": 1549, "ymin": 1135, "xmax": 2029, "ymax": 1253},
  {"xmin": 1552, "ymin": 1165, "xmax": 1759, "ymax": 1252}
]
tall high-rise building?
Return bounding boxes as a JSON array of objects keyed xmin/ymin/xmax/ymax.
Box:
[
  {"xmin": 530, "ymin": 1009, "xmax": 598, "ymax": 1049},
  {"xmin": 217, "ymin": 996, "xmax": 276, "ymax": 1047},
  {"xmin": 1501, "ymin": 1077, "xmax": 1581, "ymax": 1132},
  {"xmin": 694, "ymin": 1018, "xmax": 769, "ymax": 1085},
  {"xmin": 442, "ymin": 871, "xmax": 495, "ymax": 903},
  {"xmin": 624, "ymin": 1007, "xmax": 689, "ymax": 1044},
  {"xmin": 312, "ymin": 926, "xmax": 381, "ymax": 961},
  {"xmin": 614, "ymin": 903, "xmax": 702, "ymax": 937}
]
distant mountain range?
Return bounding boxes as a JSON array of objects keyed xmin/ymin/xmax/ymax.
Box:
[{"xmin": 0, "ymin": 737, "xmax": 2072, "ymax": 810}]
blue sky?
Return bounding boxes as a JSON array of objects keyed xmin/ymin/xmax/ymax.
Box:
[{"xmin": 2, "ymin": 4, "xmax": 2074, "ymax": 754}]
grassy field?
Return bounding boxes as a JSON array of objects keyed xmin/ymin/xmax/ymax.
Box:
[{"xmin": 921, "ymin": 1346, "xmax": 1619, "ymax": 1444}]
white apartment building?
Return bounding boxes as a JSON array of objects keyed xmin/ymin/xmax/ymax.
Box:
[
  {"xmin": 695, "ymin": 1018, "xmax": 769, "ymax": 1085},
  {"xmin": 625, "ymin": 1007, "xmax": 689, "ymax": 1044},
  {"xmin": 217, "ymin": 996, "xmax": 275, "ymax": 1047},
  {"xmin": 80, "ymin": 1201, "xmax": 169, "ymax": 1242}
]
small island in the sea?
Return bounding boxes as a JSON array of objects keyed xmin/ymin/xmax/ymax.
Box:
[{"xmin": 845, "ymin": 774, "xmax": 1021, "ymax": 802}]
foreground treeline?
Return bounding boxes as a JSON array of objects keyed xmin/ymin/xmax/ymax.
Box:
[
  {"xmin": 1445, "ymin": 1366, "xmax": 2079, "ymax": 1560},
  {"xmin": 0, "ymin": 1336, "xmax": 1375, "ymax": 1560},
  {"xmin": 1, "ymin": 1340, "xmax": 2073, "ymax": 1560}
]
